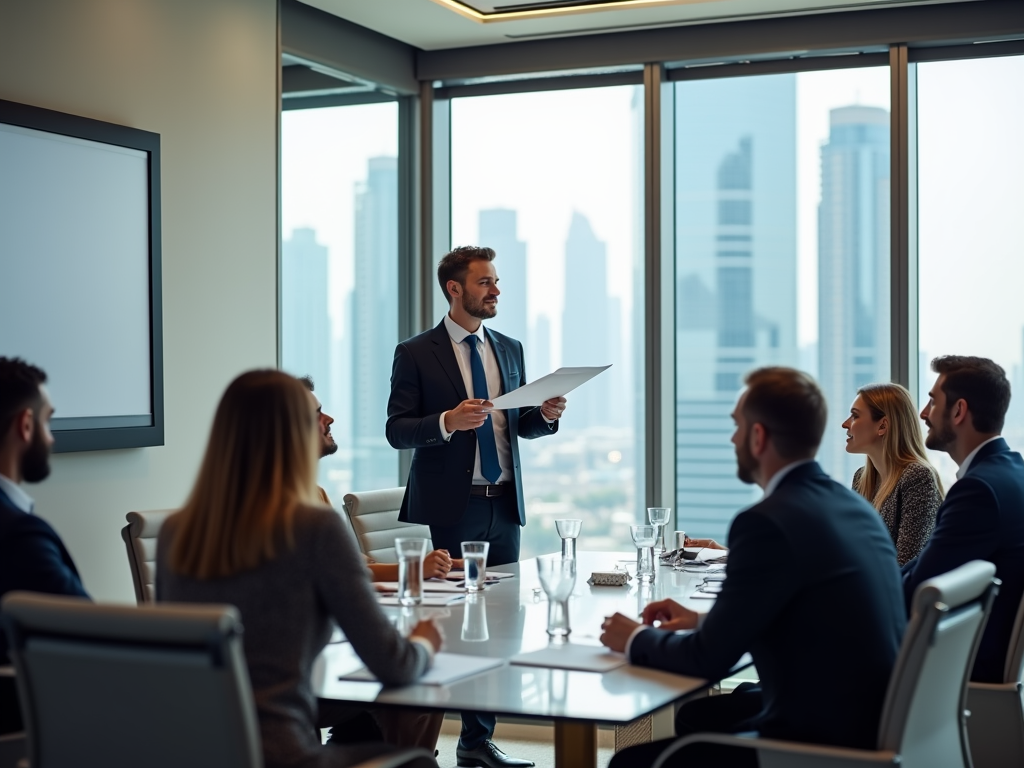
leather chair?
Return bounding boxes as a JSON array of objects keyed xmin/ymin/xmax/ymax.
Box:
[
  {"xmin": 342, "ymin": 487, "xmax": 431, "ymax": 563},
  {"xmin": 120, "ymin": 509, "xmax": 174, "ymax": 604},
  {"xmin": 967, "ymin": 587, "xmax": 1024, "ymax": 768},
  {"xmin": 0, "ymin": 731, "xmax": 27, "ymax": 768},
  {"xmin": 651, "ymin": 560, "xmax": 999, "ymax": 768}
]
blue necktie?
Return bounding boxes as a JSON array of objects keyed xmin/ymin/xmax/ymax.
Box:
[{"xmin": 465, "ymin": 336, "xmax": 501, "ymax": 484}]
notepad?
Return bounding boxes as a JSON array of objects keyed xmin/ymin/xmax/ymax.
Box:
[
  {"xmin": 374, "ymin": 580, "xmax": 467, "ymax": 593},
  {"xmin": 445, "ymin": 570, "xmax": 515, "ymax": 582},
  {"xmin": 510, "ymin": 644, "xmax": 627, "ymax": 673},
  {"xmin": 376, "ymin": 595, "xmax": 465, "ymax": 607},
  {"xmin": 339, "ymin": 652, "xmax": 505, "ymax": 686}
]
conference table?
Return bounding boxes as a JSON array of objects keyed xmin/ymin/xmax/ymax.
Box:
[{"xmin": 312, "ymin": 550, "xmax": 744, "ymax": 768}]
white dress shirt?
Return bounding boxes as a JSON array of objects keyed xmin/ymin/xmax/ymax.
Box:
[
  {"xmin": 955, "ymin": 435, "xmax": 1003, "ymax": 480},
  {"xmin": 438, "ymin": 313, "xmax": 513, "ymax": 484},
  {"xmin": 0, "ymin": 472, "xmax": 33, "ymax": 513}
]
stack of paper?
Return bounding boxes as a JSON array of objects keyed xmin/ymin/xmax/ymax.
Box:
[
  {"xmin": 339, "ymin": 652, "xmax": 505, "ymax": 686},
  {"xmin": 376, "ymin": 594, "xmax": 465, "ymax": 607},
  {"xmin": 374, "ymin": 580, "xmax": 467, "ymax": 593},
  {"xmin": 444, "ymin": 570, "xmax": 515, "ymax": 582},
  {"xmin": 509, "ymin": 644, "xmax": 627, "ymax": 673}
]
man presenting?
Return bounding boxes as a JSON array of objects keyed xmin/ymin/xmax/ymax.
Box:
[{"xmin": 387, "ymin": 245, "xmax": 564, "ymax": 768}]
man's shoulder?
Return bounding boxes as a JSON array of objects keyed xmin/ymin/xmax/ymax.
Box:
[
  {"xmin": 399, "ymin": 323, "xmax": 444, "ymax": 350},
  {"xmin": 0, "ymin": 504, "xmax": 64, "ymax": 549}
]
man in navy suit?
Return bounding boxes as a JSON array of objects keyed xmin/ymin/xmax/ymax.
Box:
[
  {"xmin": 387, "ymin": 246, "xmax": 564, "ymax": 768},
  {"xmin": 600, "ymin": 368, "xmax": 906, "ymax": 767},
  {"xmin": 905, "ymin": 355, "xmax": 1024, "ymax": 682},
  {"xmin": 0, "ymin": 357, "xmax": 89, "ymax": 734}
]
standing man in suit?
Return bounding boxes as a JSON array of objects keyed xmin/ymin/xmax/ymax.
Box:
[
  {"xmin": 387, "ymin": 246, "xmax": 564, "ymax": 768},
  {"xmin": 0, "ymin": 357, "xmax": 89, "ymax": 734},
  {"xmin": 905, "ymin": 355, "xmax": 1024, "ymax": 682},
  {"xmin": 600, "ymin": 367, "xmax": 906, "ymax": 767}
]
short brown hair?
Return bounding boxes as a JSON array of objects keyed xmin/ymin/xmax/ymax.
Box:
[
  {"xmin": 437, "ymin": 246, "xmax": 495, "ymax": 304},
  {"xmin": 932, "ymin": 355, "xmax": 1010, "ymax": 434},
  {"xmin": 0, "ymin": 357, "xmax": 47, "ymax": 436},
  {"xmin": 742, "ymin": 367, "xmax": 827, "ymax": 460}
]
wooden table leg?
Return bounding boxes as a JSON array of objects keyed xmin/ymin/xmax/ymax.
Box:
[{"xmin": 554, "ymin": 720, "xmax": 597, "ymax": 768}]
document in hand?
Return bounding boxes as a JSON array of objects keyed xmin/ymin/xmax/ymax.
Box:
[
  {"xmin": 339, "ymin": 652, "xmax": 505, "ymax": 686},
  {"xmin": 488, "ymin": 365, "xmax": 612, "ymax": 410}
]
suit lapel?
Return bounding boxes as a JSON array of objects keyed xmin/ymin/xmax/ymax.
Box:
[
  {"xmin": 430, "ymin": 320, "xmax": 469, "ymax": 401},
  {"xmin": 485, "ymin": 328, "xmax": 511, "ymax": 395}
]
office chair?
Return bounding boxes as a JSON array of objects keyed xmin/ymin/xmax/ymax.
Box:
[
  {"xmin": 342, "ymin": 487, "xmax": 431, "ymax": 563},
  {"xmin": 651, "ymin": 560, "xmax": 999, "ymax": 768},
  {"xmin": 120, "ymin": 508, "xmax": 175, "ymax": 603}
]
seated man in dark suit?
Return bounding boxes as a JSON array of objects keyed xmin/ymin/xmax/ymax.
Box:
[
  {"xmin": 600, "ymin": 367, "xmax": 907, "ymax": 767},
  {"xmin": 0, "ymin": 357, "xmax": 89, "ymax": 734},
  {"xmin": 905, "ymin": 355, "xmax": 1024, "ymax": 682}
]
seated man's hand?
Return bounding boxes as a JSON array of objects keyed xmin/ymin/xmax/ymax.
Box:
[
  {"xmin": 684, "ymin": 536, "xmax": 726, "ymax": 550},
  {"xmin": 410, "ymin": 619, "xmax": 444, "ymax": 654},
  {"xmin": 641, "ymin": 599, "xmax": 700, "ymax": 632},
  {"xmin": 600, "ymin": 612, "xmax": 641, "ymax": 653},
  {"xmin": 423, "ymin": 549, "xmax": 453, "ymax": 579}
]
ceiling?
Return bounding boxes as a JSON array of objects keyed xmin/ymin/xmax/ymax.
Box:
[{"xmin": 299, "ymin": 0, "xmax": 959, "ymax": 51}]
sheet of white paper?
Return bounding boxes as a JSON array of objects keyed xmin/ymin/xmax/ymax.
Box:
[
  {"xmin": 339, "ymin": 652, "xmax": 505, "ymax": 686},
  {"xmin": 509, "ymin": 644, "xmax": 627, "ymax": 673},
  {"xmin": 488, "ymin": 365, "xmax": 612, "ymax": 409},
  {"xmin": 374, "ymin": 580, "xmax": 468, "ymax": 594},
  {"xmin": 376, "ymin": 595, "xmax": 465, "ymax": 607},
  {"xmin": 444, "ymin": 570, "xmax": 515, "ymax": 582}
]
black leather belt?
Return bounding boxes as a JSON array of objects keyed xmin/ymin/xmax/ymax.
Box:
[{"xmin": 470, "ymin": 484, "xmax": 506, "ymax": 497}]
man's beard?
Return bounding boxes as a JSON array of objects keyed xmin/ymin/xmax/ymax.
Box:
[
  {"xmin": 464, "ymin": 292, "xmax": 497, "ymax": 320},
  {"xmin": 924, "ymin": 410, "xmax": 956, "ymax": 452},
  {"xmin": 21, "ymin": 424, "xmax": 51, "ymax": 483},
  {"xmin": 320, "ymin": 436, "xmax": 338, "ymax": 458},
  {"xmin": 735, "ymin": 428, "xmax": 757, "ymax": 485}
]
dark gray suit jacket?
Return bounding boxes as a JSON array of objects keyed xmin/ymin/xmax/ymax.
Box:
[{"xmin": 386, "ymin": 319, "xmax": 556, "ymax": 527}]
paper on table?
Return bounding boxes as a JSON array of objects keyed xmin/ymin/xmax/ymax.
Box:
[
  {"xmin": 339, "ymin": 652, "xmax": 505, "ymax": 686},
  {"xmin": 509, "ymin": 644, "xmax": 627, "ymax": 673},
  {"xmin": 377, "ymin": 595, "xmax": 465, "ymax": 607},
  {"xmin": 488, "ymin": 365, "xmax": 612, "ymax": 410},
  {"xmin": 445, "ymin": 570, "xmax": 515, "ymax": 582},
  {"xmin": 374, "ymin": 580, "xmax": 467, "ymax": 593}
]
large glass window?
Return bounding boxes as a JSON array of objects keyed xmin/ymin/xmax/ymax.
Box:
[
  {"xmin": 448, "ymin": 85, "xmax": 644, "ymax": 559},
  {"xmin": 281, "ymin": 103, "xmax": 400, "ymax": 502},
  {"xmin": 916, "ymin": 54, "xmax": 1024, "ymax": 488},
  {"xmin": 674, "ymin": 68, "xmax": 891, "ymax": 542}
]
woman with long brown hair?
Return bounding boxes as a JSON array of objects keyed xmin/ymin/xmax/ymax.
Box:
[
  {"xmin": 157, "ymin": 370, "xmax": 440, "ymax": 768},
  {"xmin": 842, "ymin": 382, "xmax": 943, "ymax": 565}
]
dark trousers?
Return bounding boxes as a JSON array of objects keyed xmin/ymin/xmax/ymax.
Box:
[
  {"xmin": 430, "ymin": 492, "xmax": 521, "ymax": 748},
  {"xmin": 608, "ymin": 684, "xmax": 763, "ymax": 768},
  {"xmin": 0, "ymin": 677, "xmax": 22, "ymax": 735}
]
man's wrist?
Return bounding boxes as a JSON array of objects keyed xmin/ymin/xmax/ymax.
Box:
[
  {"xmin": 439, "ymin": 412, "xmax": 453, "ymax": 441},
  {"xmin": 410, "ymin": 635, "xmax": 436, "ymax": 666},
  {"xmin": 624, "ymin": 624, "xmax": 649, "ymax": 660}
]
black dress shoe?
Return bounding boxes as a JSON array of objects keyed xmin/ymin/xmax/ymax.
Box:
[{"xmin": 456, "ymin": 740, "xmax": 536, "ymax": 767}]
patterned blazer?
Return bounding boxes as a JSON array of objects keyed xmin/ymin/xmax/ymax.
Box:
[{"xmin": 852, "ymin": 462, "xmax": 941, "ymax": 566}]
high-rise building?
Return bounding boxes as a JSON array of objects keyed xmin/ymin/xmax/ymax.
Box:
[
  {"xmin": 675, "ymin": 75, "xmax": 798, "ymax": 541},
  {"xmin": 817, "ymin": 106, "xmax": 890, "ymax": 482},
  {"xmin": 561, "ymin": 211, "xmax": 611, "ymax": 428},
  {"xmin": 479, "ymin": 208, "xmax": 527, "ymax": 347},
  {"xmin": 530, "ymin": 313, "xmax": 552, "ymax": 380},
  {"xmin": 282, "ymin": 227, "xmax": 330, "ymax": 402},
  {"xmin": 352, "ymin": 156, "xmax": 399, "ymax": 491}
]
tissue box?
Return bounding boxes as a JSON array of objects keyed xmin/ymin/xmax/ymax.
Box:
[{"xmin": 588, "ymin": 571, "xmax": 630, "ymax": 586}]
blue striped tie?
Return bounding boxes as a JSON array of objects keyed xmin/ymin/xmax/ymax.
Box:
[{"xmin": 465, "ymin": 336, "xmax": 501, "ymax": 483}]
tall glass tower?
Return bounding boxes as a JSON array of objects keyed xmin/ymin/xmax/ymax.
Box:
[
  {"xmin": 282, "ymin": 227, "xmax": 330, "ymax": 403},
  {"xmin": 478, "ymin": 208, "xmax": 528, "ymax": 347}
]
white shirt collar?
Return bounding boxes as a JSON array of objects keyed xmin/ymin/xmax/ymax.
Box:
[
  {"xmin": 956, "ymin": 435, "xmax": 1003, "ymax": 480},
  {"xmin": 0, "ymin": 473, "xmax": 34, "ymax": 514},
  {"xmin": 444, "ymin": 313, "xmax": 486, "ymax": 346},
  {"xmin": 763, "ymin": 459, "xmax": 815, "ymax": 499}
]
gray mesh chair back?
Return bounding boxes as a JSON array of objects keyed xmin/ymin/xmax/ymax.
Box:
[
  {"xmin": 120, "ymin": 509, "xmax": 174, "ymax": 604},
  {"xmin": 1, "ymin": 592, "xmax": 262, "ymax": 768},
  {"xmin": 967, "ymin": 587, "xmax": 1024, "ymax": 768},
  {"xmin": 342, "ymin": 487, "xmax": 431, "ymax": 563}
]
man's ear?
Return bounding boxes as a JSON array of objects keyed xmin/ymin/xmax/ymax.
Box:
[
  {"xmin": 14, "ymin": 408, "xmax": 34, "ymax": 444},
  {"xmin": 447, "ymin": 279, "xmax": 461, "ymax": 299},
  {"xmin": 750, "ymin": 422, "xmax": 768, "ymax": 457},
  {"xmin": 951, "ymin": 399, "xmax": 969, "ymax": 428}
]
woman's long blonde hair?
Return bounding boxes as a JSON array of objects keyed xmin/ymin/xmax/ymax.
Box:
[
  {"xmin": 169, "ymin": 369, "xmax": 319, "ymax": 580},
  {"xmin": 854, "ymin": 382, "xmax": 944, "ymax": 510}
]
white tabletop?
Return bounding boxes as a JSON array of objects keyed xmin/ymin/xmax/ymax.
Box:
[{"xmin": 312, "ymin": 550, "xmax": 741, "ymax": 725}]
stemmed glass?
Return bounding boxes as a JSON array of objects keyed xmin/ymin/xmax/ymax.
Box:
[
  {"xmin": 629, "ymin": 524, "xmax": 657, "ymax": 584},
  {"xmin": 555, "ymin": 518, "xmax": 582, "ymax": 559},
  {"xmin": 647, "ymin": 507, "xmax": 671, "ymax": 555},
  {"xmin": 537, "ymin": 555, "xmax": 577, "ymax": 640}
]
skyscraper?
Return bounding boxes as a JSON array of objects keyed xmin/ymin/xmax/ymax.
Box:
[
  {"xmin": 282, "ymin": 227, "xmax": 330, "ymax": 401},
  {"xmin": 352, "ymin": 156, "xmax": 399, "ymax": 491},
  {"xmin": 675, "ymin": 75, "xmax": 798, "ymax": 541},
  {"xmin": 817, "ymin": 106, "xmax": 890, "ymax": 481},
  {"xmin": 478, "ymin": 208, "xmax": 527, "ymax": 348}
]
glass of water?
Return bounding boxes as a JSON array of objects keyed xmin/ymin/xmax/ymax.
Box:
[
  {"xmin": 554, "ymin": 518, "xmax": 582, "ymax": 559},
  {"xmin": 537, "ymin": 555, "xmax": 576, "ymax": 639},
  {"xmin": 630, "ymin": 524, "xmax": 657, "ymax": 583},
  {"xmin": 461, "ymin": 541, "xmax": 490, "ymax": 592},
  {"xmin": 395, "ymin": 537, "xmax": 428, "ymax": 606},
  {"xmin": 647, "ymin": 507, "xmax": 671, "ymax": 555}
]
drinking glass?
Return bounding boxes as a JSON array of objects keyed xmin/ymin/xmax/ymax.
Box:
[
  {"xmin": 554, "ymin": 518, "xmax": 583, "ymax": 559},
  {"xmin": 537, "ymin": 555, "xmax": 576, "ymax": 639},
  {"xmin": 630, "ymin": 524, "xmax": 657, "ymax": 584},
  {"xmin": 647, "ymin": 507, "xmax": 671, "ymax": 554},
  {"xmin": 461, "ymin": 541, "xmax": 490, "ymax": 592},
  {"xmin": 395, "ymin": 537, "xmax": 428, "ymax": 606},
  {"xmin": 461, "ymin": 593, "xmax": 489, "ymax": 642}
]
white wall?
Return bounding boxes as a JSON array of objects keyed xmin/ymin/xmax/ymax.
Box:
[{"xmin": 0, "ymin": 0, "xmax": 279, "ymax": 601}]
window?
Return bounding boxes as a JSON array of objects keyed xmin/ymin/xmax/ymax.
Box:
[
  {"xmin": 916, "ymin": 54, "xmax": 1024, "ymax": 488},
  {"xmin": 448, "ymin": 85, "xmax": 644, "ymax": 559},
  {"xmin": 674, "ymin": 67, "xmax": 891, "ymax": 541},
  {"xmin": 281, "ymin": 103, "xmax": 400, "ymax": 501}
]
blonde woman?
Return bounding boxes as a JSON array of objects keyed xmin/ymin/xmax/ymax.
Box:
[
  {"xmin": 157, "ymin": 370, "xmax": 440, "ymax": 768},
  {"xmin": 842, "ymin": 382, "xmax": 943, "ymax": 565}
]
